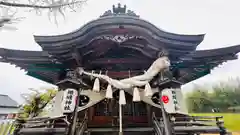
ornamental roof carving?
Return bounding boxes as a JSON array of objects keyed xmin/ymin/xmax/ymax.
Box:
[{"xmin": 100, "ymin": 3, "xmax": 139, "ymax": 18}]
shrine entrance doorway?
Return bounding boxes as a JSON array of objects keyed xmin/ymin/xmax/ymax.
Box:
[{"xmin": 89, "ymin": 91, "xmax": 148, "ymax": 127}]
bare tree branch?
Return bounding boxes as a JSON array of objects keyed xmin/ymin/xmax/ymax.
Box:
[
  {"xmin": 0, "ymin": 18, "xmax": 10, "ymax": 25},
  {"xmin": 0, "ymin": 0, "xmax": 86, "ymax": 9},
  {"xmin": 0, "ymin": 0, "xmax": 87, "ymax": 30}
]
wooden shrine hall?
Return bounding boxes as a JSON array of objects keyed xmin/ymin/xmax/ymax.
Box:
[{"xmin": 0, "ymin": 3, "xmax": 239, "ymax": 135}]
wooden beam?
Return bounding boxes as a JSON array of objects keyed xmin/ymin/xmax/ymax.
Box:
[{"xmin": 89, "ymin": 58, "xmax": 151, "ymax": 64}]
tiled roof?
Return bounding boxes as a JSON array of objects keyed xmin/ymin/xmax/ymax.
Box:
[{"xmin": 0, "ymin": 94, "xmax": 18, "ymax": 108}]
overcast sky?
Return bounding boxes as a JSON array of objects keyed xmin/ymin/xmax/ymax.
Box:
[{"xmin": 1, "ymin": 0, "xmax": 240, "ymax": 103}]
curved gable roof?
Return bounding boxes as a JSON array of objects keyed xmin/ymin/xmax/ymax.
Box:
[
  {"xmin": 34, "ymin": 16, "xmax": 204, "ymax": 44},
  {"xmin": 34, "ymin": 4, "xmax": 205, "ymax": 52}
]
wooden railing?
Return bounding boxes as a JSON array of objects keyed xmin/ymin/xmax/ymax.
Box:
[{"xmin": 0, "ymin": 119, "xmax": 15, "ymax": 135}]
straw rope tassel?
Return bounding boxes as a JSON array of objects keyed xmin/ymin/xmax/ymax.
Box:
[
  {"xmin": 105, "ymin": 84, "xmax": 113, "ymax": 99},
  {"xmin": 133, "ymin": 87, "xmax": 141, "ymax": 102},
  {"xmin": 144, "ymin": 83, "xmax": 153, "ymax": 96},
  {"xmin": 93, "ymin": 78, "xmax": 100, "ymax": 92},
  {"xmin": 119, "ymin": 90, "xmax": 126, "ymax": 105}
]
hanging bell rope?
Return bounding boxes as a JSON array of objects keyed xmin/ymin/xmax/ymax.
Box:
[{"xmin": 133, "ymin": 87, "xmax": 141, "ymax": 102}]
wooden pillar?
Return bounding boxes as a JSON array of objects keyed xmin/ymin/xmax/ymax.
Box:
[
  {"xmin": 146, "ymin": 104, "xmax": 152, "ymax": 126},
  {"xmin": 109, "ymin": 99, "xmax": 114, "ymax": 126},
  {"xmin": 88, "ymin": 106, "xmax": 94, "ymax": 122}
]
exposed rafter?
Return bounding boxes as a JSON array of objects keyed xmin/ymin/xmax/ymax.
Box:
[{"xmin": 0, "ymin": 44, "xmax": 239, "ymax": 84}]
